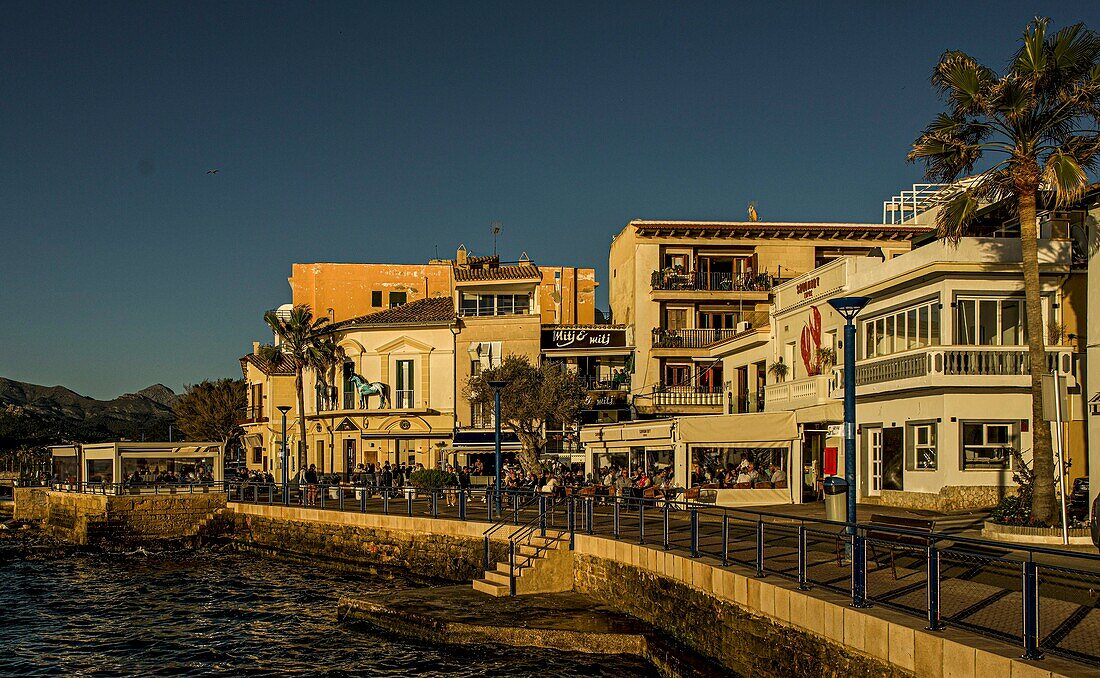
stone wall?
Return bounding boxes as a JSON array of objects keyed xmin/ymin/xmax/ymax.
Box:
[
  {"xmin": 879, "ymin": 485, "xmax": 1014, "ymax": 511},
  {"xmin": 574, "ymin": 554, "xmax": 908, "ymax": 677},
  {"xmin": 230, "ymin": 503, "xmax": 508, "ymax": 581},
  {"xmin": 43, "ymin": 491, "xmax": 226, "ymax": 545},
  {"xmin": 13, "ymin": 487, "xmax": 49, "ymax": 521},
  {"xmin": 44, "ymin": 492, "xmax": 109, "ymax": 545}
]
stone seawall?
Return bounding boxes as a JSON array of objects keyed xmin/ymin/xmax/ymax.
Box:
[
  {"xmin": 229, "ymin": 503, "xmax": 508, "ymax": 581},
  {"xmin": 42, "ymin": 491, "xmax": 227, "ymax": 545},
  {"xmin": 13, "ymin": 488, "xmax": 49, "ymax": 521}
]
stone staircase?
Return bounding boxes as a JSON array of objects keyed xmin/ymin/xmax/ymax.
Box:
[{"xmin": 472, "ymin": 530, "xmax": 573, "ymax": 597}]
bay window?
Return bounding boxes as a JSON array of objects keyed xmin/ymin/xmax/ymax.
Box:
[{"xmin": 862, "ymin": 301, "xmax": 940, "ymax": 359}]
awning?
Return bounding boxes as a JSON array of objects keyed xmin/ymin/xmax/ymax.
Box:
[
  {"xmin": 451, "ymin": 431, "xmax": 521, "ymax": 449},
  {"xmin": 793, "ymin": 402, "xmax": 843, "ymax": 425},
  {"xmin": 242, "ymin": 434, "xmax": 263, "ymax": 449},
  {"xmin": 676, "ymin": 411, "xmax": 797, "ymax": 448}
]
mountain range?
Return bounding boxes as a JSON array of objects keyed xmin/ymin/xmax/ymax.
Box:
[{"xmin": 0, "ymin": 378, "xmax": 179, "ymax": 449}]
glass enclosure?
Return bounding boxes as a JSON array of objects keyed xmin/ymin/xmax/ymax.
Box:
[
  {"xmin": 120, "ymin": 457, "xmax": 215, "ymax": 484},
  {"xmin": 52, "ymin": 457, "xmax": 78, "ymax": 483},
  {"xmin": 690, "ymin": 446, "xmax": 789, "ymax": 488},
  {"xmin": 85, "ymin": 459, "xmax": 113, "ymax": 484}
]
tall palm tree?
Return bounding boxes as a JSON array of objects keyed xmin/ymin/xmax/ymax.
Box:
[
  {"xmin": 261, "ymin": 305, "xmax": 331, "ymax": 471},
  {"xmin": 909, "ymin": 17, "xmax": 1100, "ymax": 523}
]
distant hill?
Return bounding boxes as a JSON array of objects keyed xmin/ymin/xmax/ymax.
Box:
[{"xmin": 0, "ymin": 377, "xmax": 178, "ymax": 449}]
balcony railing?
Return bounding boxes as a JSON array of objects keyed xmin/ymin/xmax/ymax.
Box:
[
  {"xmin": 652, "ymin": 312, "xmax": 769, "ymax": 349},
  {"xmin": 575, "ymin": 376, "xmax": 631, "ymax": 391},
  {"xmin": 832, "ymin": 345, "xmax": 1074, "ymax": 393},
  {"xmin": 764, "ymin": 373, "xmax": 839, "ymax": 412},
  {"xmin": 651, "ymin": 386, "xmax": 723, "ymax": 407},
  {"xmin": 651, "ymin": 270, "xmax": 774, "ymax": 292}
]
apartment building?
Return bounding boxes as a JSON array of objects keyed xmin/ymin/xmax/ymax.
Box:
[{"xmin": 607, "ymin": 219, "xmax": 922, "ymax": 417}]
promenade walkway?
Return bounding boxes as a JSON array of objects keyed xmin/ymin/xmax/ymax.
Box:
[{"xmin": 221, "ymin": 482, "xmax": 1100, "ymax": 669}]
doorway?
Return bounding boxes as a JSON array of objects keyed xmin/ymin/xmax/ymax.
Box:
[
  {"xmin": 882, "ymin": 427, "xmax": 904, "ymax": 491},
  {"xmin": 344, "ymin": 439, "xmax": 356, "ymax": 480},
  {"xmin": 866, "ymin": 427, "xmax": 883, "ymax": 497}
]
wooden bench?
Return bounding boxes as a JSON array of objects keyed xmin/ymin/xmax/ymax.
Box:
[{"xmin": 865, "ymin": 514, "xmax": 936, "ymax": 579}]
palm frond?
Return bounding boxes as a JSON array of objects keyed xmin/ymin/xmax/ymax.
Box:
[
  {"xmin": 1047, "ymin": 22, "xmax": 1100, "ymax": 81},
  {"xmin": 908, "ymin": 134, "xmax": 983, "ymax": 182},
  {"xmin": 934, "ymin": 188, "xmax": 982, "ymax": 243},
  {"xmin": 932, "ymin": 51, "xmax": 996, "ymax": 116},
  {"xmin": 1041, "ymin": 151, "xmax": 1091, "ymax": 205},
  {"xmin": 1012, "ymin": 17, "xmax": 1049, "ymax": 80}
]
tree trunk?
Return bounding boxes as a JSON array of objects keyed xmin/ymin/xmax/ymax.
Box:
[
  {"xmin": 295, "ymin": 369, "xmax": 308, "ymax": 472},
  {"xmin": 514, "ymin": 430, "xmax": 544, "ymax": 476},
  {"xmin": 1018, "ymin": 189, "xmax": 1057, "ymax": 524}
]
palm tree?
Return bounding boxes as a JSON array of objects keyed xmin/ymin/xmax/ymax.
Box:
[
  {"xmin": 261, "ymin": 305, "xmax": 331, "ymax": 471},
  {"xmin": 909, "ymin": 17, "xmax": 1100, "ymax": 524}
]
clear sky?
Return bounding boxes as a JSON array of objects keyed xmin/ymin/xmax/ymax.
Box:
[{"xmin": 0, "ymin": 1, "xmax": 1093, "ymax": 399}]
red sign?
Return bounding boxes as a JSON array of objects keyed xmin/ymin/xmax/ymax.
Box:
[{"xmin": 823, "ymin": 446, "xmax": 838, "ymax": 476}]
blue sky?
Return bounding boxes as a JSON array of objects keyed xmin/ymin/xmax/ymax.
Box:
[{"xmin": 0, "ymin": 1, "xmax": 1093, "ymax": 399}]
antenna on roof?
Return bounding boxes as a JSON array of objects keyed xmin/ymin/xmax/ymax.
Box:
[
  {"xmin": 490, "ymin": 221, "xmax": 503, "ymax": 257},
  {"xmin": 747, "ymin": 202, "xmax": 759, "ymax": 222}
]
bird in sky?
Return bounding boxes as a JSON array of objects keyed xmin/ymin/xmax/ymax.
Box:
[{"xmin": 206, "ymin": 169, "xmax": 219, "ymax": 174}]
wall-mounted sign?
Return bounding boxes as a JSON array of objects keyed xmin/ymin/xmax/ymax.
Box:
[
  {"xmin": 796, "ymin": 277, "xmax": 820, "ymax": 298},
  {"xmin": 542, "ymin": 328, "xmax": 627, "ymax": 350},
  {"xmin": 583, "ymin": 391, "xmax": 628, "ymax": 409}
]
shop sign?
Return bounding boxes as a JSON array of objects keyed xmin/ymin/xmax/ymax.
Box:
[
  {"xmin": 542, "ymin": 328, "xmax": 627, "ymax": 350},
  {"xmin": 584, "ymin": 391, "xmax": 628, "ymax": 409}
]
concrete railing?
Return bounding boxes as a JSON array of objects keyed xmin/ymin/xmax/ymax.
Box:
[
  {"xmin": 831, "ymin": 345, "xmax": 1075, "ymax": 394},
  {"xmin": 764, "ymin": 373, "xmax": 838, "ymax": 411}
]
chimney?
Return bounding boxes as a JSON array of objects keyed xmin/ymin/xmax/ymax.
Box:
[
  {"xmin": 253, "ymin": 341, "xmax": 261, "ymax": 354},
  {"xmin": 456, "ymin": 244, "xmax": 468, "ymax": 266}
]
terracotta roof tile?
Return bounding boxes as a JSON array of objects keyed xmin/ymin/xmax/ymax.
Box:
[
  {"xmin": 329, "ymin": 296, "xmax": 455, "ymax": 329},
  {"xmin": 454, "ymin": 264, "xmax": 541, "ymax": 282},
  {"xmin": 240, "ymin": 353, "xmax": 296, "ymax": 377}
]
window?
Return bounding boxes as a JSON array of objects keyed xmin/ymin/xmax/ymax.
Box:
[
  {"xmin": 249, "ymin": 383, "xmax": 263, "ymax": 419},
  {"xmin": 389, "ymin": 291, "xmax": 407, "ymax": 308},
  {"xmin": 906, "ymin": 422, "xmax": 937, "ymax": 470},
  {"xmin": 863, "ymin": 301, "xmax": 940, "ymax": 359},
  {"xmin": 955, "ymin": 297, "xmax": 1029, "ymax": 346},
  {"xmin": 395, "ymin": 359, "xmax": 414, "ymax": 408},
  {"xmin": 342, "ymin": 362, "xmax": 356, "ymax": 409},
  {"xmin": 665, "ymin": 308, "xmax": 688, "ymax": 331},
  {"xmin": 371, "ymin": 291, "xmax": 383, "ymax": 307},
  {"xmin": 252, "ymin": 447, "xmax": 263, "ymax": 464},
  {"xmin": 664, "ymin": 364, "xmax": 690, "ymax": 388},
  {"xmin": 961, "ymin": 422, "xmax": 1015, "ymax": 470},
  {"xmin": 459, "ymin": 293, "xmax": 530, "ymax": 316}
]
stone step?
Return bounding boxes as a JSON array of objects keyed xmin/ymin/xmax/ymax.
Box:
[
  {"xmin": 483, "ymin": 569, "xmax": 512, "ymax": 586},
  {"xmin": 472, "ymin": 578, "xmax": 510, "ymax": 597}
]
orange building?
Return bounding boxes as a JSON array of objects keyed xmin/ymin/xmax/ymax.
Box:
[{"xmin": 288, "ymin": 247, "xmax": 597, "ymax": 325}]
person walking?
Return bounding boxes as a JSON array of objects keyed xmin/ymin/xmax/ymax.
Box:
[{"xmin": 305, "ymin": 464, "xmax": 319, "ymax": 506}]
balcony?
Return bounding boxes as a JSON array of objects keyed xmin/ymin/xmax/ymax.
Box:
[
  {"xmin": 651, "ymin": 270, "xmax": 774, "ymax": 292},
  {"xmin": 652, "ymin": 312, "xmax": 769, "ymax": 350},
  {"xmin": 650, "ymin": 386, "xmax": 723, "ymax": 407},
  {"xmin": 834, "ymin": 345, "xmax": 1075, "ymax": 396},
  {"xmin": 575, "ymin": 375, "xmax": 631, "ymax": 392},
  {"xmin": 765, "ymin": 374, "xmax": 839, "ymax": 412}
]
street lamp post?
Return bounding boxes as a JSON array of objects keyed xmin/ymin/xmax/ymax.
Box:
[
  {"xmin": 277, "ymin": 405, "xmax": 292, "ymax": 506},
  {"xmin": 487, "ymin": 380, "xmax": 507, "ymax": 515},
  {"xmin": 827, "ymin": 297, "xmax": 870, "ymax": 529},
  {"xmin": 828, "ymin": 296, "xmax": 870, "ymax": 606}
]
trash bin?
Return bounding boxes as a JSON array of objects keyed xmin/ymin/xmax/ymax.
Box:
[{"xmin": 823, "ymin": 476, "xmax": 848, "ymax": 523}]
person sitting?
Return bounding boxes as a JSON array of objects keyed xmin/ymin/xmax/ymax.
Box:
[
  {"xmin": 735, "ymin": 462, "xmax": 758, "ymax": 486},
  {"xmin": 766, "ymin": 463, "xmax": 786, "ymax": 486}
]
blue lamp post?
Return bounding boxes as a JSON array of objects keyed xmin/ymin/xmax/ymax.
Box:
[
  {"xmin": 277, "ymin": 405, "xmax": 292, "ymax": 505},
  {"xmin": 826, "ymin": 297, "xmax": 870, "ymax": 529},
  {"xmin": 487, "ymin": 379, "xmax": 507, "ymax": 515},
  {"xmin": 828, "ymin": 296, "xmax": 870, "ymax": 606}
]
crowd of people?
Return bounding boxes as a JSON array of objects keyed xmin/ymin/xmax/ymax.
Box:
[
  {"xmin": 124, "ymin": 464, "xmax": 214, "ymax": 486},
  {"xmin": 691, "ymin": 452, "xmax": 787, "ymax": 489}
]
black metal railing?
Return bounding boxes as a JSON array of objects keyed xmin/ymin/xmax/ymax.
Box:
[
  {"xmin": 223, "ymin": 481, "xmax": 1100, "ymax": 667},
  {"xmin": 51, "ymin": 481, "xmax": 226, "ymax": 495},
  {"xmin": 651, "ymin": 270, "xmax": 774, "ymax": 292}
]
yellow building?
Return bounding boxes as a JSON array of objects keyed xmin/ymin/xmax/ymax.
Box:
[{"xmin": 607, "ymin": 220, "xmax": 926, "ymax": 417}]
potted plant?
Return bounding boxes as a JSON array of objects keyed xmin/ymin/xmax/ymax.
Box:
[
  {"xmin": 409, "ymin": 468, "xmax": 456, "ymax": 500},
  {"xmin": 767, "ymin": 360, "xmax": 789, "ymax": 383},
  {"xmin": 815, "ymin": 347, "xmax": 836, "ymax": 372}
]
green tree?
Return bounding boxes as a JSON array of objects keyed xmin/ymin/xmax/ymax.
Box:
[
  {"xmin": 174, "ymin": 379, "xmax": 246, "ymax": 451},
  {"xmin": 465, "ymin": 354, "xmax": 587, "ymax": 474},
  {"xmin": 260, "ymin": 305, "xmax": 330, "ymax": 469},
  {"xmin": 909, "ymin": 17, "xmax": 1100, "ymax": 523}
]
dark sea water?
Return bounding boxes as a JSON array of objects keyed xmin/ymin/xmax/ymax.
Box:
[{"xmin": 0, "ymin": 550, "xmax": 655, "ymax": 677}]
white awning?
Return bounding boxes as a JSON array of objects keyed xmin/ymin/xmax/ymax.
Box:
[{"xmin": 676, "ymin": 412, "xmax": 797, "ymax": 447}]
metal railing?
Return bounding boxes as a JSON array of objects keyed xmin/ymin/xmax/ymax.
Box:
[
  {"xmin": 51, "ymin": 482, "xmax": 226, "ymax": 495},
  {"xmin": 652, "ymin": 313, "xmax": 769, "ymax": 349},
  {"xmin": 224, "ymin": 481, "xmax": 1100, "ymax": 667},
  {"xmin": 650, "ymin": 387, "xmax": 724, "ymax": 407},
  {"xmin": 651, "ymin": 270, "xmax": 774, "ymax": 292}
]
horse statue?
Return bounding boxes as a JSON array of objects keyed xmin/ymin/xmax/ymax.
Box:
[{"xmin": 349, "ymin": 374, "xmax": 390, "ymax": 409}]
